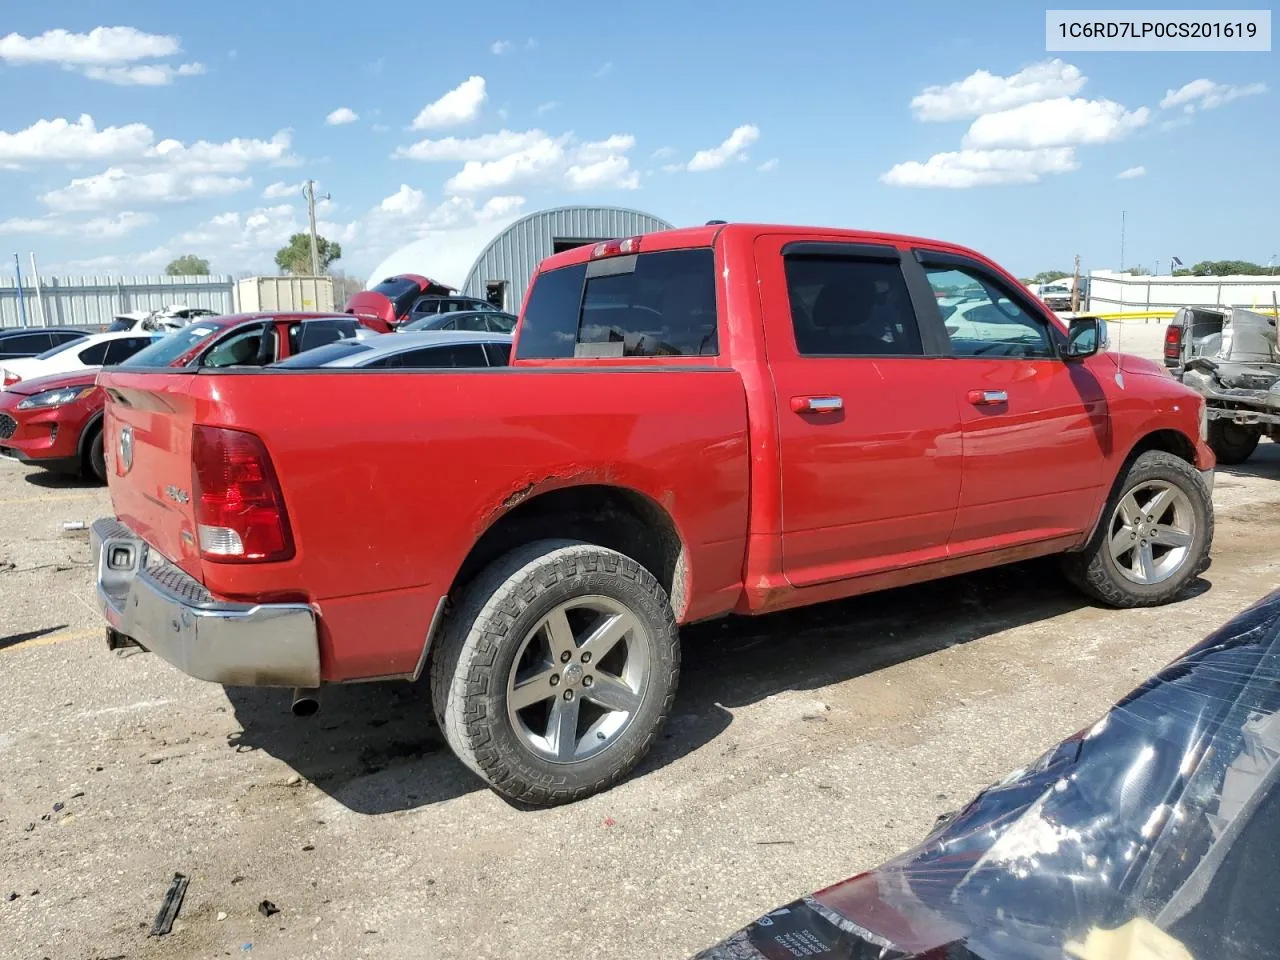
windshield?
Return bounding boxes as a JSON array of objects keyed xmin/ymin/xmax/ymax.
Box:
[
  {"xmin": 120, "ymin": 324, "xmax": 221, "ymax": 367},
  {"xmin": 273, "ymin": 340, "xmax": 372, "ymax": 368},
  {"xmin": 33, "ymin": 336, "xmax": 88, "ymax": 360}
]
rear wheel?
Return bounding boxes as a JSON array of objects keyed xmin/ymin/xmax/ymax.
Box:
[
  {"xmin": 82, "ymin": 424, "xmax": 107, "ymax": 483},
  {"xmin": 430, "ymin": 540, "xmax": 680, "ymax": 806},
  {"xmin": 1063, "ymin": 451, "xmax": 1212, "ymax": 608},
  {"xmin": 1207, "ymin": 421, "xmax": 1260, "ymax": 466}
]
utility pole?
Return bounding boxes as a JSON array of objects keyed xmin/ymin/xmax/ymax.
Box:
[
  {"xmin": 1071, "ymin": 254, "xmax": 1081, "ymax": 313},
  {"xmin": 1119, "ymin": 210, "xmax": 1126, "ymax": 272},
  {"xmin": 301, "ymin": 180, "xmax": 331, "ymax": 276},
  {"xmin": 12, "ymin": 253, "xmax": 28, "ymax": 327}
]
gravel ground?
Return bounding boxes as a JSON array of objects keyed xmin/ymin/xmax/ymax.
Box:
[{"xmin": 2, "ymin": 434, "xmax": 1278, "ymax": 960}]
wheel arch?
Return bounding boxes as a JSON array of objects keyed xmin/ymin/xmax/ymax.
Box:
[
  {"xmin": 448, "ymin": 482, "xmax": 691, "ymax": 622},
  {"xmin": 77, "ymin": 409, "xmax": 105, "ymax": 464}
]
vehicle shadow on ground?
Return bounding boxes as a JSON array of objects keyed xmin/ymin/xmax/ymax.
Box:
[
  {"xmin": 226, "ymin": 559, "xmax": 1210, "ymax": 816},
  {"xmin": 1220, "ymin": 440, "xmax": 1280, "ymax": 482},
  {"xmin": 20, "ymin": 469, "xmax": 100, "ymax": 490}
]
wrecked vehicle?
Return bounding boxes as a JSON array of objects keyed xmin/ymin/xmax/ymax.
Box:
[
  {"xmin": 694, "ymin": 588, "xmax": 1280, "ymax": 960},
  {"xmin": 1165, "ymin": 305, "xmax": 1280, "ymax": 464},
  {"xmin": 91, "ymin": 224, "xmax": 1214, "ymax": 806}
]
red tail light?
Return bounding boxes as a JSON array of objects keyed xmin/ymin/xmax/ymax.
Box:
[
  {"xmin": 1164, "ymin": 325, "xmax": 1183, "ymax": 360},
  {"xmin": 191, "ymin": 425, "xmax": 294, "ymax": 563},
  {"xmin": 590, "ymin": 236, "xmax": 642, "ymax": 259},
  {"xmin": 2, "ymin": 370, "xmax": 20, "ymax": 388}
]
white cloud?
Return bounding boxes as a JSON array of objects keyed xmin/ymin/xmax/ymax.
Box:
[
  {"xmin": 394, "ymin": 128, "xmax": 548, "ymax": 162},
  {"xmin": 1160, "ymin": 79, "xmax": 1267, "ymax": 112},
  {"xmin": 688, "ymin": 124, "xmax": 760, "ymax": 172},
  {"xmin": 1160, "ymin": 116, "xmax": 1193, "ymax": 132},
  {"xmin": 146, "ymin": 130, "xmax": 296, "ymax": 173},
  {"xmin": 661, "ymin": 163, "xmax": 684, "ymax": 173},
  {"xmin": 378, "ymin": 184, "xmax": 427, "ymax": 217},
  {"xmin": 447, "ymin": 135, "xmax": 567, "ymax": 191},
  {"xmin": 0, "ymin": 210, "xmax": 154, "ymax": 238},
  {"xmin": 48, "ymin": 246, "xmax": 173, "ymax": 275},
  {"xmin": 261, "ymin": 181, "xmax": 300, "ymax": 199},
  {"xmin": 577, "ymin": 134, "xmax": 636, "ymax": 162},
  {"xmin": 441, "ymin": 131, "xmax": 640, "ymax": 192},
  {"xmin": 490, "ymin": 40, "xmax": 513, "ymax": 55},
  {"xmin": 325, "ymin": 107, "xmax": 359, "ymax": 126},
  {"xmin": 411, "ymin": 76, "xmax": 487, "ymax": 130},
  {"xmin": 0, "ymin": 114, "xmax": 155, "ymax": 164},
  {"xmin": 480, "ymin": 195, "xmax": 525, "ymax": 219},
  {"xmin": 652, "ymin": 146, "xmax": 676, "ymax": 160},
  {"xmin": 536, "ymin": 100, "xmax": 560, "ymax": 115},
  {"xmin": 1116, "ymin": 165, "xmax": 1146, "ymax": 179},
  {"xmin": 0, "ymin": 217, "xmax": 60, "ymax": 235},
  {"xmin": 0, "ymin": 26, "xmax": 179, "ymax": 65},
  {"xmin": 880, "ymin": 147, "xmax": 1078, "ymax": 188},
  {"xmin": 41, "ymin": 168, "xmax": 253, "ymax": 211},
  {"xmin": 757, "ymin": 158, "xmax": 779, "ymax": 172},
  {"xmin": 565, "ymin": 155, "xmax": 639, "ymax": 190},
  {"xmin": 911, "ymin": 59, "xmax": 1087, "ymax": 121},
  {"xmin": 963, "ymin": 97, "xmax": 1149, "ymax": 148},
  {"xmin": 173, "ymin": 204, "xmax": 305, "ymax": 265},
  {"xmin": 82, "ymin": 62, "xmax": 205, "ymax": 85}
]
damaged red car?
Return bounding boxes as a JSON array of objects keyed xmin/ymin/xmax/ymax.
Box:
[{"xmin": 343, "ymin": 274, "xmax": 457, "ymax": 332}]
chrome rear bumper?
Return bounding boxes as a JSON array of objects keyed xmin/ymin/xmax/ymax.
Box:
[{"xmin": 92, "ymin": 517, "xmax": 319, "ymax": 687}]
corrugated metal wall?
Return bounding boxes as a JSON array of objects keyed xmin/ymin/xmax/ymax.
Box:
[
  {"xmin": 461, "ymin": 206, "xmax": 675, "ymax": 312},
  {"xmin": 0, "ymin": 275, "xmax": 235, "ymax": 329},
  {"xmin": 1089, "ymin": 271, "xmax": 1280, "ymax": 312}
]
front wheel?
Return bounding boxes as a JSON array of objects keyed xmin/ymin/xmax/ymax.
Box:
[
  {"xmin": 1063, "ymin": 451, "xmax": 1213, "ymax": 608},
  {"xmin": 430, "ymin": 540, "xmax": 680, "ymax": 806},
  {"xmin": 1207, "ymin": 421, "xmax": 1260, "ymax": 466},
  {"xmin": 83, "ymin": 425, "xmax": 107, "ymax": 483}
]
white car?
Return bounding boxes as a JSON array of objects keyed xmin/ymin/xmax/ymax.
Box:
[{"xmin": 0, "ymin": 331, "xmax": 160, "ymax": 389}]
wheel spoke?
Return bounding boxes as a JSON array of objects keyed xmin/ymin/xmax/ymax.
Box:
[
  {"xmin": 543, "ymin": 607, "xmax": 578, "ymax": 663},
  {"xmin": 1137, "ymin": 543, "xmax": 1157, "ymax": 581},
  {"xmin": 509, "ymin": 669, "xmax": 557, "ymax": 711},
  {"xmin": 580, "ymin": 611, "xmax": 638, "ymax": 663},
  {"xmin": 546, "ymin": 696, "xmax": 582, "ymax": 762},
  {"xmin": 1109, "ymin": 526, "xmax": 1135, "ymax": 560},
  {"xmin": 584, "ymin": 674, "xmax": 641, "ymax": 713},
  {"xmin": 1118, "ymin": 492, "xmax": 1144, "ymax": 527},
  {"xmin": 1149, "ymin": 525, "xmax": 1191, "ymax": 548},
  {"xmin": 1142, "ymin": 485, "xmax": 1174, "ymax": 523}
]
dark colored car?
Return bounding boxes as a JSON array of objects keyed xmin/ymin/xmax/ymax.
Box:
[
  {"xmin": 0, "ymin": 327, "xmax": 89, "ymax": 361},
  {"xmin": 0, "ymin": 313, "xmax": 365, "ymax": 482},
  {"xmin": 344, "ymin": 274, "xmax": 456, "ymax": 333},
  {"xmin": 399, "ymin": 309, "xmax": 516, "ymax": 334},
  {"xmin": 695, "ymin": 588, "xmax": 1280, "ymax": 960}
]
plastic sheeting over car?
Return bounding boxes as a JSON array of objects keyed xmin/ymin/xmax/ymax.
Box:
[{"xmin": 694, "ymin": 589, "xmax": 1280, "ymax": 960}]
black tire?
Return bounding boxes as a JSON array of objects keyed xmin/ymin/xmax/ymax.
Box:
[
  {"xmin": 1207, "ymin": 421, "xmax": 1260, "ymax": 466},
  {"xmin": 1063, "ymin": 451, "xmax": 1213, "ymax": 608},
  {"xmin": 430, "ymin": 539, "xmax": 680, "ymax": 806},
  {"xmin": 82, "ymin": 424, "xmax": 107, "ymax": 483}
]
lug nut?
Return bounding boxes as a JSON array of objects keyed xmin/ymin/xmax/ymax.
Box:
[
  {"xmin": 581, "ymin": 651, "xmax": 592, "ymax": 664},
  {"xmin": 550, "ymin": 675, "xmax": 560, "ymax": 686},
  {"xmin": 563, "ymin": 690, "xmax": 574, "ymax": 701},
  {"xmin": 560, "ymin": 650, "xmax": 572, "ymax": 663},
  {"xmin": 582, "ymin": 675, "xmax": 593, "ymax": 687}
]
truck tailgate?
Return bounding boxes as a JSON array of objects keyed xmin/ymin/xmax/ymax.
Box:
[{"xmin": 99, "ymin": 370, "xmax": 204, "ymax": 581}]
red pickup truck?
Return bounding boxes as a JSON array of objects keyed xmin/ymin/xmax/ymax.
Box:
[{"xmin": 91, "ymin": 224, "xmax": 1216, "ymax": 806}]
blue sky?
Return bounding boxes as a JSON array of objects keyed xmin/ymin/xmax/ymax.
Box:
[{"xmin": 1, "ymin": 1, "xmax": 1275, "ymax": 282}]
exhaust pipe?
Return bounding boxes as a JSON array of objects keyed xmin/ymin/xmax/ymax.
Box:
[{"xmin": 290, "ymin": 687, "xmax": 320, "ymax": 717}]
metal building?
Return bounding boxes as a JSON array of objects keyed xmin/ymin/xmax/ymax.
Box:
[{"xmin": 365, "ymin": 205, "xmax": 675, "ymax": 313}]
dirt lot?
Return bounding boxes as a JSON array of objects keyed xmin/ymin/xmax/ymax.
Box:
[{"xmin": 2, "ymin": 439, "xmax": 1279, "ymax": 960}]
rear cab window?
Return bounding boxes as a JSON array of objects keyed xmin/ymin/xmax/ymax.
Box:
[{"xmin": 516, "ymin": 248, "xmax": 718, "ymax": 361}]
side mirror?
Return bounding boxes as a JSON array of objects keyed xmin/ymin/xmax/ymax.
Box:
[{"xmin": 1065, "ymin": 316, "xmax": 1104, "ymax": 360}]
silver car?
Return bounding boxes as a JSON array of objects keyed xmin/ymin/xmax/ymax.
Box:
[{"xmin": 271, "ymin": 330, "xmax": 512, "ymax": 369}]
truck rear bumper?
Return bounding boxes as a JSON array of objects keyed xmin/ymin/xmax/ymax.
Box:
[{"xmin": 91, "ymin": 517, "xmax": 320, "ymax": 687}]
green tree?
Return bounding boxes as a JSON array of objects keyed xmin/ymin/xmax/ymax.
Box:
[
  {"xmin": 165, "ymin": 254, "xmax": 210, "ymax": 276},
  {"xmin": 1173, "ymin": 260, "xmax": 1271, "ymax": 277},
  {"xmin": 1127, "ymin": 265, "xmax": 1152, "ymax": 276},
  {"xmin": 274, "ymin": 233, "xmax": 342, "ymax": 275},
  {"xmin": 1032, "ymin": 270, "xmax": 1070, "ymax": 285}
]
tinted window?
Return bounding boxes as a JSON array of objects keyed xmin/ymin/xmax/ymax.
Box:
[
  {"xmin": 785, "ymin": 256, "xmax": 923, "ymax": 357},
  {"xmin": 515, "ymin": 263, "xmax": 587, "ymax": 359},
  {"xmin": 103, "ymin": 337, "xmax": 156, "ymax": 364},
  {"xmin": 50, "ymin": 332, "xmax": 87, "ymax": 346},
  {"xmin": 122, "ymin": 323, "xmax": 220, "ymax": 367},
  {"xmin": 274, "ymin": 340, "xmax": 372, "ymax": 367},
  {"xmin": 106, "ymin": 318, "xmax": 135, "ymax": 332},
  {"xmin": 486, "ymin": 313, "xmax": 517, "ymax": 333},
  {"xmin": 453, "ymin": 313, "xmax": 489, "ymax": 332},
  {"xmin": 410, "ymin": 297, "xmax": 446, "ymax": 317},
  {"xmin": 371, "ymin": 278, "xmax": 423, "ymax": 316},
  {"xmin": 926, "ymin": 266, "xmax": 1054, "ymax": 359},
  {"xmin": 370, "ymin": 343, "xmax": 489, "ymax": 368},
  {"xmin": 578, "ymin": 250, "xmax": 717, "ymax": 357},
  {"xmin": 289, "ymin": 318, "xmax": 358, "ymax": 354},
  {"xmin": 484, "ymin": 342, "xmax": 512, "ymax": 366},
  {"xmin": 34, "ymin": 336, "xmax": 88, "ymax": 360},
  {"xmin": 77, "ymin": 341, "xmax": 111, "ymax": 365},
  {"xmin": 0, "ymin": 332, "xmax": 51, "ymax": 356}
]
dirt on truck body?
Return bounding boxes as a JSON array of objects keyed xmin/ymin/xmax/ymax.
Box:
[{"xmin": 1165, "ymin": 305, "xmax": 1280, "ymax": 465}]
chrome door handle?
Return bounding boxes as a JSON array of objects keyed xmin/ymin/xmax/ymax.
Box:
[
  {"xmin": 791, "ymin": 395, "xmax": 844, "ymax": 414},
  {"xmin": 967, "ymin": 389, "xmax": 1008, "ymax": 406}
]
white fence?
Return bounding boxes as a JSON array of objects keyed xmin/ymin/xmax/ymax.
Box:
[
  {"xmin": 0, "ymin": 274, "xmax": 235, "ymax": 329},
  {"xmin": 1089, "ymin": 270, "xmax": 1280, "ymax": 313}
]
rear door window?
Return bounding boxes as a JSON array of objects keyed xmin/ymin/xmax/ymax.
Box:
[
  {"xmin": 103, "ymin": 337, "xmax": 156, "ymax": 364},
  {"xmin": 484, "ymin": 341, "xmax": 512, "ymax": 366},
  {"xmin": 0, "ymin": 332, "xmax": 52, "ymax": 357},
  {"xmin": 515, "ymin": 249, "xmax": 718, "ymax": 360},
  {"xmin": 370, "ymin": 343, "xmax": 490, "ymax": 368},
  {"xmin": 454, "ymin": 314, "xmax": 489, "ymax": 332},
  {"xmin": 289, "ymin": 318, "xmax": 358, "ymax": 354},
  {"xmin": 486, "ymin": 313, "xmax": 516, "ymax": 333},
  {"xmin": 77, "ymin": 340, "xmax": 112, "ymax": 365},
  {"xmin": 784, "ymin": 256, "xmax": 924, "ymax": 357}
]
